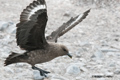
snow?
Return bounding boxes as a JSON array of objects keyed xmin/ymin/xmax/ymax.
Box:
[{"xmin": 0, "ymin": 0, "xmax": 120, "ymax": 80}]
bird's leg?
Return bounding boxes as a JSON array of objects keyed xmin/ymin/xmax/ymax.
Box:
[{"xmin": 32, "ymin": 66, "xmax": 50, "ymax": 77}]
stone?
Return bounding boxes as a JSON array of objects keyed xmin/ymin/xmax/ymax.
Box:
[
  {"xmin": 97, "ymin": 78, "xmax": 106, "ymax": 80},
  {"xmin": 75, "ymin": 51, "xmax": 81, "ymax": 57},
  {"xmin": 33, "ymin": 70, "xmax": 44, "ymax": 80},
  {"xmin": 4, "ymin": 67, "xmax": 14, "ymax": 74},
  {"xmin": 114, "ymin": 69, "xmax": 120, "ymax": 74},
  {"xmin": 116, "ymin": 52, "xmax": 120, "ymax": 56},
  {"xmin": 0, "ymin": 22, "xmax": 13, "ymax": 32},
  {"xmin": 80, "ymin": 66, "xmax": 88, "ymax": 72},
  {"xmin": 100, "ymin": 47, "xmax": 119, "ymax": 52},
  {"xmin": 5, "ymin": 24, "xmax": 16, "ymax": 34},
  {"xmin": 79, "ymin": 41, "xmax": 91, "ymax": 47},
  {"xmin": 0, "ymin": 21, "xmax": 7, "ymax": 31},
  {"xmin": 66, "ymin": 65, "xmax": 80, "ymax": 75},
  {"xmin": 50, "ymin": 79, "xmax": 60, "ymax": 80},
  {"xmin": 92, "ymin": 73, "xmax": 104, "ymax": 78},
  {"xmin": 105, "ymin": 72, "xmax": 114, "ymax": 77},
  {"xmin": 108, "ymin": 62, "xmax": 116, "ymax": 67},
  {"xmin": 106, "ymin": 52, "xmax": 115, "ymax": 56},
  {"xmin": 75, "ymin": 77, "xmax": 83, "ymax": 80},
  {"xmin": 91, "ymin": 50, "xmax": 104, "ymax": 59},
  {"xmin": 51, "ymin": 75, "xmax": 69, "ymax": 80}
]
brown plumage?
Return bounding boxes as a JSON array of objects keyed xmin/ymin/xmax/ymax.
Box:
[
  {"xmin": 5, "ymin": 0, "xmax": 72, "ymax": 77},
  {"xmin": 5, "ymin": 43, "xmax": 71, "ymax": 66}
]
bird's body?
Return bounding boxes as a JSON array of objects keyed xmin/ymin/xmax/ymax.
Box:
[
  {"xmin": 27, "ymin": 43, "xmax": 69, "ymax": 65},
  {"xmin": 4, "ymin": 0, "xmax": 72, "ymax": 77},
  {"xmin": 5, "ymin": 42, "xmax": 69, "ymax": 66}
]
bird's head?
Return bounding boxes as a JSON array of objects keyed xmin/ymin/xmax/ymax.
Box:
[{"xmin": 59, "ymin": 45, "xmax": 72, "ymax": 58}]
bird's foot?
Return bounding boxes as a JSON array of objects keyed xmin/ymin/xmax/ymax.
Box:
[
  {"xmin": 32, "ymin": 66, "xmax": 50, "ymax": 77},
  {"xmin": 39, "ymin": 69, "xmax": 50, "ymax": 77}
]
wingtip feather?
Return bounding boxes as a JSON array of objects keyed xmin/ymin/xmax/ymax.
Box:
[{"xmin": 20, "ymin": 0, "xmax": 47, "ymax": 22}]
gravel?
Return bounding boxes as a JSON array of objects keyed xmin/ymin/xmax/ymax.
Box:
[{"xmin": 0, "ymin": 0, "xmax": 120, "ymax": 80}]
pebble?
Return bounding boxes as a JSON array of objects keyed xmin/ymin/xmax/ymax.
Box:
[
  {"xmin": 105, "ymin": 72, "xmax": 114, "ymax": 77},
  {"xmin": 51, "ymin": 75, "xmax": 69, "ymax": 80},
  {"xmin": 0, "ymin": 22, "xmax": 13, "ymax": 31},
  {"xmin": 108, "ymin": 62, "xmax": 116, "ymax": 67},
  {"xmin": 0, "ymin": 21, "xmax": 16, "ymax": 34},
  {"xmin": 97, "ymin": 78, "xmax": 106, "ymax": 80},
  {"xmin": 75, "ymin": 51, "xmax": 81, "ymax": 57},
  {"xmin": 66, "ymin": 65, "xmax": 80, "ymax": 75},
  {"xmin": 15, "ymin": 63, "xmax": 27, "ymax": 67},
  {"xmin": 4, "ymin": 67, "xmax": 14, "ymax": 74},
  {"xmin": 91, "ymin": 50, "xmax": 104, "ymax": 59},
  {"xmin": 106, "ymin": 52, "xmax": 115, "ymax": 56},
  {"xmin": 5, "ymin": 24, "xmax": 16, "ymax": 34},
  {"xmin": 50, "ymin": 79, "xmax": 61, "ymax": 80},
  {"xmin": 92, "ymin": 73, "xmax": 104, "ymax": 78},
  {"xmin": 0, "ymin": 21, "xmax": 8, "ymax": 31},
  {"xmin": 114, "ymin": 69, "xmax": 120, "ymax": 74},
  {"xmin": 75, "ymin": 77, "xmax": 83, "ymax": 80},
  {"xmin": 80, "ymin": 66, "xmax": 88, "ymax": 72},
  {"xmin": 0, "ymin": 2, "xmax": 120, "ymax": 80},
  {"xmin": 79, "ymin": 41, "xmax": 91, "ymax": 47},
  {"xmin": 100, "ymin": 47, "xmax": 119, "ymax": 52},
  {"xmin": 116, "ymin": 52, "xmax": 120, "ymax": 56},
  {"xmin": 33, "ymin": 70, "xmax": 44, "ymax": 80}
]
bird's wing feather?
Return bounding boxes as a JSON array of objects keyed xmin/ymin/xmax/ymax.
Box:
[{"xmin": 16, "ymin": 0, "xmax": 48, "ymax": 50}]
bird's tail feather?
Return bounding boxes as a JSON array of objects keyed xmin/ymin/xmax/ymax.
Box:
[{"xmin": 4, "ymin": 52, "xmax": 28, "ymax": 66}]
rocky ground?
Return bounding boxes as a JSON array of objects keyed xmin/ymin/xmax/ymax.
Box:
[{"xmin": 0, "ymin": 0, "xmax": 120, "ymax": 80}]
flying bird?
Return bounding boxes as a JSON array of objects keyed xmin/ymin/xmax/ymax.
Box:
[{"xmin": 5, "ymin": 0, "xmax": 72, "ymax": 77}]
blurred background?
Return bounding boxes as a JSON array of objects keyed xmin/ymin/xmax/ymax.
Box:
[{"xmin": 0, "ymin": 0, "xmax": 120, "ymax": 80}]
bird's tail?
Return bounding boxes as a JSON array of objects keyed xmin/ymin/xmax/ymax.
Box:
[{"xmin": 4, "ymin": 52, "xmax": 28, "ymax": 66}]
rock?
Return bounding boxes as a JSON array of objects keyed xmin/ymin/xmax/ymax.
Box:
[
  {"xmin": 91, "ymin": 50, "xmax": 104, "ymax": 59},
  {"xmin": 51, "ymin": 75, "xmax": 69, "ymax": 80},
  {"xmin": 101, "ymin": 69, "xmax": 109, "ymax": 73},
  {"xmin": 0, "ymin": 21, "xmax": 16, "ymax": 34},
  {"xmin": 97, "ymin": 78, "xmax": 106, "ymax": 80},
  {"xmin": 75, "ymin": 51, "xmax": 81, "ymax": 57},
  {"xmin": 79, "ymin": 58, "xmax": 87, "ymax": 63},
  {"xmin": 92, "ymin": 73, "xmax": 104, "ymax": 78},
  {"xmin": 108, "ymin": 62, "xmax": 116, "ymax": 67},
  {"xmin": 15, "ymin": 63, "xmax": 26, "ymax": 67},
  {"xmin": 0, "ymin": 22, "xmax": 13, "ymax": 31},
  {"xmin": 80, "ymin": 66, "xmax": 88, "ymax": 72},
  {"xmin": 100, "ymin": 47, "xmax": 119, "ymax": 52},
  {"xmin": 79, "ymin": 41, "xmax": 91, "ymax": 47},
  {"xmin": 116, "ymin": 52, "xmax": 120, "ymax": 56},
  {"xmin": 4, "ymin": 67, "xmax": 14, "ymax": 74},
  {"xmin": 105, "ymin": 72, "xmax": 114, "ymax": 77},
  {"xmin": 33, "ymin": 70, "xmax": 44, "ymax": 80},
  {"xmin": 5, "ymin": 24, "xmax": 16, "ymax": 34},
  {"xmin": 75, "ymin": 77, "xmax": 83, "ymax": 80},
  {"xmin": 50, "ymin": 79, "xmax": 60, "ymax": 80},
  {"xmin": 96, "ymin": 60, "xmax": 103, "ymax": 64},
  {"xmin": 75, "ymin": 77, "xmax": 85, "ymax": 80},
  {"xmin": 0, "ymin": 21, "xmax": 7, "ymax": 31},
  {"xmin": 66, "ymin": 65, "xmax": 80, "ymax": 75},
  {"xmin": 106, "ymin": 52, "xmax": 115, "ymax": 56},
  {"xmin": 114, "ymin": 69, "xmax": 120, "ymax": 74}
]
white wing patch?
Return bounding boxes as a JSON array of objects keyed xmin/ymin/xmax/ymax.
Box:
[
  {"xmin": 28, "ymin": 4, "xmax": 46, "ymax": 20},
  {"xmin": 20, "ymin": 0, "xmax": 47, "ymax": 21}
]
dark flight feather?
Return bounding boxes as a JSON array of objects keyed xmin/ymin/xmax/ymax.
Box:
[{"xmin": 16, "ymin": 0, "xmax": 48, "ymax": 50}]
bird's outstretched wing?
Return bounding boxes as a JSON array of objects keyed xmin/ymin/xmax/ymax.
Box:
[{"xmin": 16, "ymin": 0, "xmax": 48, "ymax": 51}]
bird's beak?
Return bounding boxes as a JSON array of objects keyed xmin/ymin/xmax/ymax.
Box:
[{"xmin": 67, "ymin": 53, "xmax": 72, "ymax": 58}]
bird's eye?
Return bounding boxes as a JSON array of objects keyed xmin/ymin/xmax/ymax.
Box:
[{"xmin": 63, "ymin": 48, "xmax": 67, "ymax": 52}]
